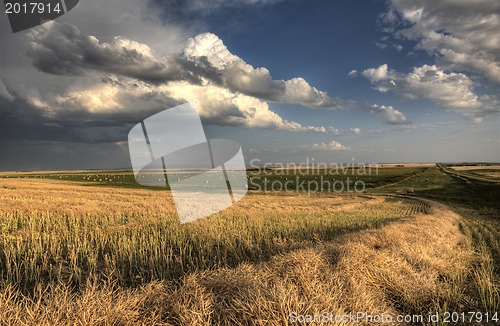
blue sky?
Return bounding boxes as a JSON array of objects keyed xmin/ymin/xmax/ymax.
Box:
[{"xmin": 0, "ymin": 0, "xmax": 499, "ymax": 170}]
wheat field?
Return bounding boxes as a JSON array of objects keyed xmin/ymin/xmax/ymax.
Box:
[{"xmin": 0, "ymin": 167, "xmax": 499, "ymax": 325}]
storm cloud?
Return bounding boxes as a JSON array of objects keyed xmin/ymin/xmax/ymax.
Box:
[{"xmin": 28, "ymin": 23, "xmax": 344, "ymax": 109}]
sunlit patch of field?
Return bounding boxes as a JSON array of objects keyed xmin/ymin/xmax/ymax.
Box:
[
  {"xmin": 456, "ymin": 207, "xmax": 500, "ymax": 308},
  {"xmin": 455, "ymin": 169, "xmax": 500, "ymax": 181},
  {"xmin": 0, "ymin": 179, "xmax": 422, "ymax": 292},
  {"xmin": 451, "ymin": 166, "xmax": 500, "ymax": 171},
  {"xmin": 369, "ymin": 166, "xmax": 500, "ymax": 318},
  {"xmin": 0, "ymin": 166, "xmax": 498, "ymax": 325},
  {"xmin": 0, "ymin": 184, "xmax": 482, "ymax": 325},
  {"xmin": 447, "ymin": 165, "xmax": 500, "ymax": 182}
]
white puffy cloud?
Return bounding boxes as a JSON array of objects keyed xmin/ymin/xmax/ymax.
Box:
[
  {"xmin": 363, "ymin": 64, "xmax": 479, "ymax": 108},
  {"xmin": 383, "ymin": 0, "xmax": 500, "ymax": 84},
  {"xmin": 362, "ymin": 64, "xmax": 389, "ymax": 83},
  {"xmin": 362, "ymin": 64, "xmax": 489, "ymax": 121},
  {"xmin": 373, "ymin": 0, "xmax": 500, "ymax": 122},
  {"xmin": 28, "ymin": 24, "xmax": 343, "ymax": 109},
  {"xmin": 309, "ymin": 141, "xmax": 350, "ymax": 151},
  {"xmin": 368, "ymin": 104, "xmax": 409, "ymax": 125},
  {"xmin": 164, "ymin": 81, "xmax": 328, "ymax": 132},
  {"xmin": 53, "ymin": 77, "xmax": 179, "ymax": 113},
  {"xmin": 46, "ymin": 75, "xmax": 329, "ymax": 133},
  {"xmin": 350, "ymin": 127, "xmax": 361, "ymax": 134},
  {"xmin": 24, "ymin": 23, "xmax": 347, "ymax": 134},
  {"xmin": 183, "ymin": 32, "xmax": 343, "ymax": 108},
  {"xmin": 183, "ymin": 32, "xmax": 239, "ymax": 69}
]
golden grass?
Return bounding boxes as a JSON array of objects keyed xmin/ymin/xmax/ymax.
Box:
[
  {"xmin": 448, "ymin": 166, "xmax": 500, "ymax": 181},
  {"xmin": 0, "ymin": 179, "xmax": 416, "ymax": 290},
  {"xmin": 0, "ymin": 178, "xmax": 174, "ymax": 216},
  {"xmin": 451, "ymin": 166, "xmax": 500, "ymax": 171},
  {"xmin": 0, "ymin": 178, "xmax": 497, "ymax": 325}
]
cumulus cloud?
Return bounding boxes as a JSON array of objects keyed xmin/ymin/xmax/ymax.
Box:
[
  {"xmin": 362, "ymin": 64, "xmax": 389, "ymax": 82},
  {"xmin": 308, "ymin": 141, "xmax": 350, "ymax": 151},
  {"xmin": 164, "ymin": 81, "xmax": 328, "ymax": 132},
  {"xmin": 382, "ymin": 0, "xmax": 500, "ymax": 84},
  {"xmin": 27, "ymin": 22, "xmax": 196, "ymax": 84},
  {"xmin": 40, "ymin": 75, "xmax": 329, "ymax": 133},
  {"xmin": 28, "ymin": 23, "xmax": 343, "ymax": 109},
  {"xmin": 363, "ymin": 64, "xmax": 480, "ymax": 108},
  {"xmin": 0, "ymin": 94, "xmax": 133, "ymax": 144},
  {"xmin": 372, "ymin": 0, "xmax": 500, "ymax": 122},
  {"xmin": 24, "ymin": 22, "xmax": 346, "ymax": 134},
  {"xmin": 368, "ymin": 104, "xmax": 409, "ymax": 125},
  {"xmin": 53, "ymin": 77, "xmax": 181, "ymax": 113},
  {"xmin": 362, "ymin": 64, "xmax": 490, "ymax": 121},
  {"xmin": 182, "ymin": 32, "xmax": 343, "ymax": 108},
  {"xmin": 350, "ymin": 127, "xmax": 361, "ymax": 134}
]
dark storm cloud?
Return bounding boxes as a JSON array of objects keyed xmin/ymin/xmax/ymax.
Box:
[
  {"xmin": 0, "ymin": 97, "xmax": 121, "ymax": 143},
  {"xmin": 27, "ymin": 22, "xmax": 344, "ymax": 109},
  {"xmin": 0, "ymin": 91, "xmax": 180, "ymax": 144},
  {"xmin": 0, "ymin": 81, "xmax": 181, "ymax": 170},
  {"xmin": 0, "ymin": 139, "xmax": 131, "ymax": 171},
  {"xmin": 27, "ymin": 22, "xmax": 203, "ymax": 84}
]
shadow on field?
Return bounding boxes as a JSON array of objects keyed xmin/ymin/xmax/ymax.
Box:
[
  {"xmin": 411, "ymin": 171, "xmax": 500, "ymax": 274},
  {"xmin": 111, "ymin": 214, "xmax": 403, "ymax": 288},
  {"xmin": 414, "ymin": 176, "xmax": 500, "ymax": 211}
]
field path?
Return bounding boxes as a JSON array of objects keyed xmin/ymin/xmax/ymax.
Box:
[
  {"xmin": 0, "ymin": 180, "xmax": 479, "ymax": 325},
  {"xmin": 438, "ymin": 164, "xmax": 500, "ymax": 185},
  {"xmin": 134, "ymin": 196, "xmax": 473, "ymax": 325}
]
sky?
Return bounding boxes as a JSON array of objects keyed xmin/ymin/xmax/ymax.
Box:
[{"xmin": 0, "ymin": 0, "xmax": 499, "ymax": 171}]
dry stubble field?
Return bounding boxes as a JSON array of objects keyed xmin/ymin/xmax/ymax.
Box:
[{"xmin": 0, "ymin": 166, "xmax": 498, "ymax": 325}]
